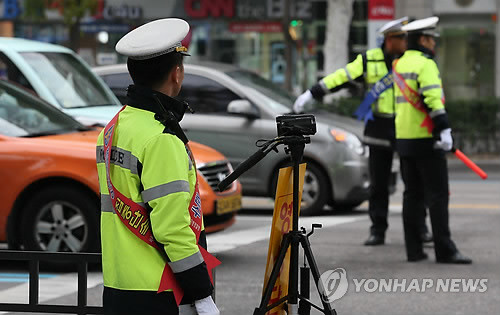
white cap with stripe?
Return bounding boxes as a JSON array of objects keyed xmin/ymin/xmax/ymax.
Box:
[{"xmin": 116, "ymin": 18, "xmax": 190, "ymax": 60}]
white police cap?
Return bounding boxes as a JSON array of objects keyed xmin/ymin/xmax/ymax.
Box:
[
  {"xmin": 378, "ymin": 16, "xmax": 409, "ymax": 36},
  {"xmin": 402, "ymin": 16, "xmax": 439, "ymax": 37},
  {"xmin": 116, "ymin": 18, "xmax": 190, "ymax": 60}
]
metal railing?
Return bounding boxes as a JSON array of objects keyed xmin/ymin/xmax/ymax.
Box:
[{"xmin": 0, "ymin": 250, "xmax": 104, "ymax": 314}]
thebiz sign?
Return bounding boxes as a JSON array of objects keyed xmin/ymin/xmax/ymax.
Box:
[
  {"xmin": 185, "ymin": 0, "xmax": 311, "ymax": 19},
  {"xmin": 0, "ymin": 0, "xmax": 21, "ymax": 19}
]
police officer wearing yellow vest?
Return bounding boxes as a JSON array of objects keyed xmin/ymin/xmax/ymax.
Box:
[
  {"xmin": 393, "ymin": 17, "xmax": 472, "ymax": 264},
  {"xmin": 96, "ymin": 18, "xmax": 221, "ymax": 314},
  {"xmin": 294, "ymin": 17, "xmax": 430, "ymax": 246}
]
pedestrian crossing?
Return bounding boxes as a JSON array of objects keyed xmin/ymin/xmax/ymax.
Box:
[
  {"xmin": 207, "ymin": 215, "xmax": 365, "ymax": 253},
  {"xmin": 0, "ymin": 213, "xmax": 366, "ymax": 312}
]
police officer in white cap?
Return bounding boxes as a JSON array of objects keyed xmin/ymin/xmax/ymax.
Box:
[
  {"xmin": 96, "ymin": 18, "xmax": 220, "ymax": 314},
  {"xmin": 393, "ymin": 17, "xmax": 472, "ymax": 264},
  {"xmin": 294, "ymin": 16, "xmax": 431, "ymax": 246}
]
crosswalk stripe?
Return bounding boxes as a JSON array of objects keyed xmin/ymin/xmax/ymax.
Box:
[
  {"xmin": 207, "ymin": 215, "xmax": 365, "ymax": 253},
  {"xmin": 0, "ymin": 273, "xmax": 56, "ymax": 282},
  {"xmin": 0, "ymin": 272, "xmax": 102, "ymax": 313},
  {"xmin": 387, "ymin": 203, "xmax": 500, "ymax": 214}
]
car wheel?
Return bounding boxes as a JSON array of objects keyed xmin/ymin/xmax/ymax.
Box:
[
  {"xmin": 300, "ymin": 164, "xmax": 329, "ymax": 216},
  {"xmin": 271, "ymin": 163, "xmax": 329, "ymax": 216},
  {"xmin": 21, "ymin": 186, "xmax": 99, "ymax": 253}
]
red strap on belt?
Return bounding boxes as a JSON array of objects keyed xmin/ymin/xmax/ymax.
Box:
[
  {"xmin": 103, "ymin": 106, "xmax": 220, "ymax": 305},
  {"xmin": 393, "ymin": 60, "xmax": 434, "ymax": 134}
]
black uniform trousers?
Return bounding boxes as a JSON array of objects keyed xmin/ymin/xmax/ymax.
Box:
[
  {"xmin": 399, "ymin": 154, "xmax": 458, "ymax": 260},
  {"xmin": 368, "ymin": 145, "xmax": 428, "ymax": 237},
  {"xmin": 104, "ymin": 287, "xmax": 179, "ymax": 315}
]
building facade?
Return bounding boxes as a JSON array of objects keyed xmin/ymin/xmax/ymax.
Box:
[
  {"xmin": 0, "ymin": 0, "xmax": 498, "ymax": 99},
  {"xmin": 396, "ymin": 0, "xmax": 497, "ymax": 100}
]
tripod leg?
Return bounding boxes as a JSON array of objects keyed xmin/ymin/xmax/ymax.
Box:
[
  {"xmin": 254, "ymin": 234, "xmax": 292, "ymax": 315},
  {"xmin": 298, "ymin": 266, "xmax": 311, "ymax": 315},
  {"xmin": 288, "ymin": 140, "xmax": 305, "ymax": 315},
  {"xmin": 299, "ymin": 236, "xmax": 337, "ymax": 315}
]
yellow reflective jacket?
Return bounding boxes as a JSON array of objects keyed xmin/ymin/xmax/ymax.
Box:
[
  {"xmin": 313, "ymin": 48, "xmax": 395, "ymax": 116},
  {"xmin": 96, "ymin": 90, "xmax": 212, "ymax": 311},
  {"xmin": 393, "ymin": 49, "xmax": 450, "ymax": 156},
  {"xmin": 310, "ymin": 47, "xmax": 396, "ymax": 147}
]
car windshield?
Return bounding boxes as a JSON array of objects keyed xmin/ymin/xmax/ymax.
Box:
[
  {"xmin": 20, "ymin": 52, "xmax": 117, "ymax": 109},
  {"xmin": 225, "ymin": 70, "xmax": 295, "ymax": 112},
  {"xmin": 0, "ymin": 81, "xmax": 83, "ymax": 137}
]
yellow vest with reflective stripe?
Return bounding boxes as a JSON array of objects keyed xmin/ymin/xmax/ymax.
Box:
[
  {"xmin": 96, "ymin": 105, "xmax": 201, "ymax": 291},
  {"xmin": 321, "ymin": 47, "xmax": 395, "ymax": 115},
  {"xmin": 393, "ymin": 50, "xmax": 445, "ymax": 139}
]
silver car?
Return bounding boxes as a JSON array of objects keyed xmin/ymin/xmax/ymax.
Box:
[{"xmin": 94, "ymin": 62, "xmax": 396, "ymax": 215}]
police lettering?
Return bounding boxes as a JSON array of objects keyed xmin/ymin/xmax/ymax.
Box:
[
  {"xmin": 115, "ymin": 197, "xmax": 130, "ymax": 215},
  {"xmin": 383, "ymin": 74, "xmax": 393, "ymax": 86},
  {"xmin": 190, "ymin": 218, "xmax": 201, "ymax": 233},
  {"xmin": 100, "ymin": 147, "xmax": 125, "ymax": 165},
  {"xmin": 140, "ymin": 220, "xmax": 150, "ymax": 236},
  {"xmin": 129, "ymin": 210, "xmax": 144, "ymax": 229},
  {"xmin": 115, "ymin": 197, "xmax": 149, "ymax": 235},
  {"xmin": 190, "ymin": 192, "xmax": 202, "ymax": 218}
]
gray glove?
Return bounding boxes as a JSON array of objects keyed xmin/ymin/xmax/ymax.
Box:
[
  {"xmin": 179, "ymin": 304, "xmax": 197, "ymax": 315},
  {"xmin": 293, "ymin": 90, "xmax": 313, "ymax": 113},
  {"xmin": 434, "ymin": 128, "xmax": 453, "ymax": 151},
  {"xmin": 194, "ymin": 296, "xmax": 220, "ymax": 315}
]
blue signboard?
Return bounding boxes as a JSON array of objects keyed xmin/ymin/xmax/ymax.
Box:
[{"xmin": 1, "ymin": 0, "xmax": 21, "ymax": 19}]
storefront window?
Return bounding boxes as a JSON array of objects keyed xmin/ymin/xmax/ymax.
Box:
[
  {"xmin": 349, "ymin": 0, "xmax": 368, "ymax": 65},
  {"xmin": 438, "ymin": 27, "xmax": 495, "ymax": 100},
  {"xmin": 14, "ymin": 23, "xmax": 68, "ymax": 44}
]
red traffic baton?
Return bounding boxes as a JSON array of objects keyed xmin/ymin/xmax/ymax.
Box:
[{"xmin": 451, "ymin": 148, "xmax": 488, "ymax": 179}]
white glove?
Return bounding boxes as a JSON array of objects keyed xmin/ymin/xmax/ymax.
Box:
[
  {"xmin": 293, "ymin": 90, "xmax": 314, "ymax": 113},
  {"xmin": 194, "ymin": 296, "xmax": 220, "ymax": 315},
  {"xmin": 434, "ymin": 128, "xmax": 453, "ymax": 151}
]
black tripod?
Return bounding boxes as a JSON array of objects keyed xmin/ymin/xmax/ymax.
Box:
[{"xmin": 218, "ymin": 134, "xmax": 337, "ymax": 315}]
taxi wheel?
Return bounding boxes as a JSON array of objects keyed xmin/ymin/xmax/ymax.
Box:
[
  {"xmin": 20, "ymin": 186, "xmax": 99, "ymax": 253},
  {"xmin": 271, "ymin": 163, "xmax": 329, "ymax": 216}
]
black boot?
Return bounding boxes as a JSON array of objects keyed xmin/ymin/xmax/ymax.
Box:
[
  {"xmin": 420, "ymin": 231, "xmax": 433, "ymax": 243},
  {"xmin": 364, "ymin": 234, "xmax": 385, "ymax": 246},
  {"xmin": 436, "ymin": 252, "xmax": 473, "ymax": 264}
]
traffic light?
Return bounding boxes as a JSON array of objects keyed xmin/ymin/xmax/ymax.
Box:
[{"xmin": 289, "ymin": 20, "xmax": 302, "ymax": 41}]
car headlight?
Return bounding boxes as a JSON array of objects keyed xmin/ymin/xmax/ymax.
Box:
[{"xmin": 330, "ymin": 128, "xmax": 365, "ymax": 155}]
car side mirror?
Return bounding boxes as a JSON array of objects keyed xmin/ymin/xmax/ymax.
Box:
[{"xmin": 227, "ymin": 99, "xmax": 259, "ymax": 119}]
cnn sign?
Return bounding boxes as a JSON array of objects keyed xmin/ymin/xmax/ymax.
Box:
[{"xmin": 185, "ymin": 0, "xmax": 235, "ymax": 18}]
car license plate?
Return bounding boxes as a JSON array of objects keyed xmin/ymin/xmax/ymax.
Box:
[{"xmin": 216, "ymin": 195, "xmax": 242, "ymax": 215}]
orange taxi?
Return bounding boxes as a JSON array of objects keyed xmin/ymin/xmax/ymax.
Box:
[{"xmin": 0, "ymin": 80, "xmax": 241, "ymax": 253}]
